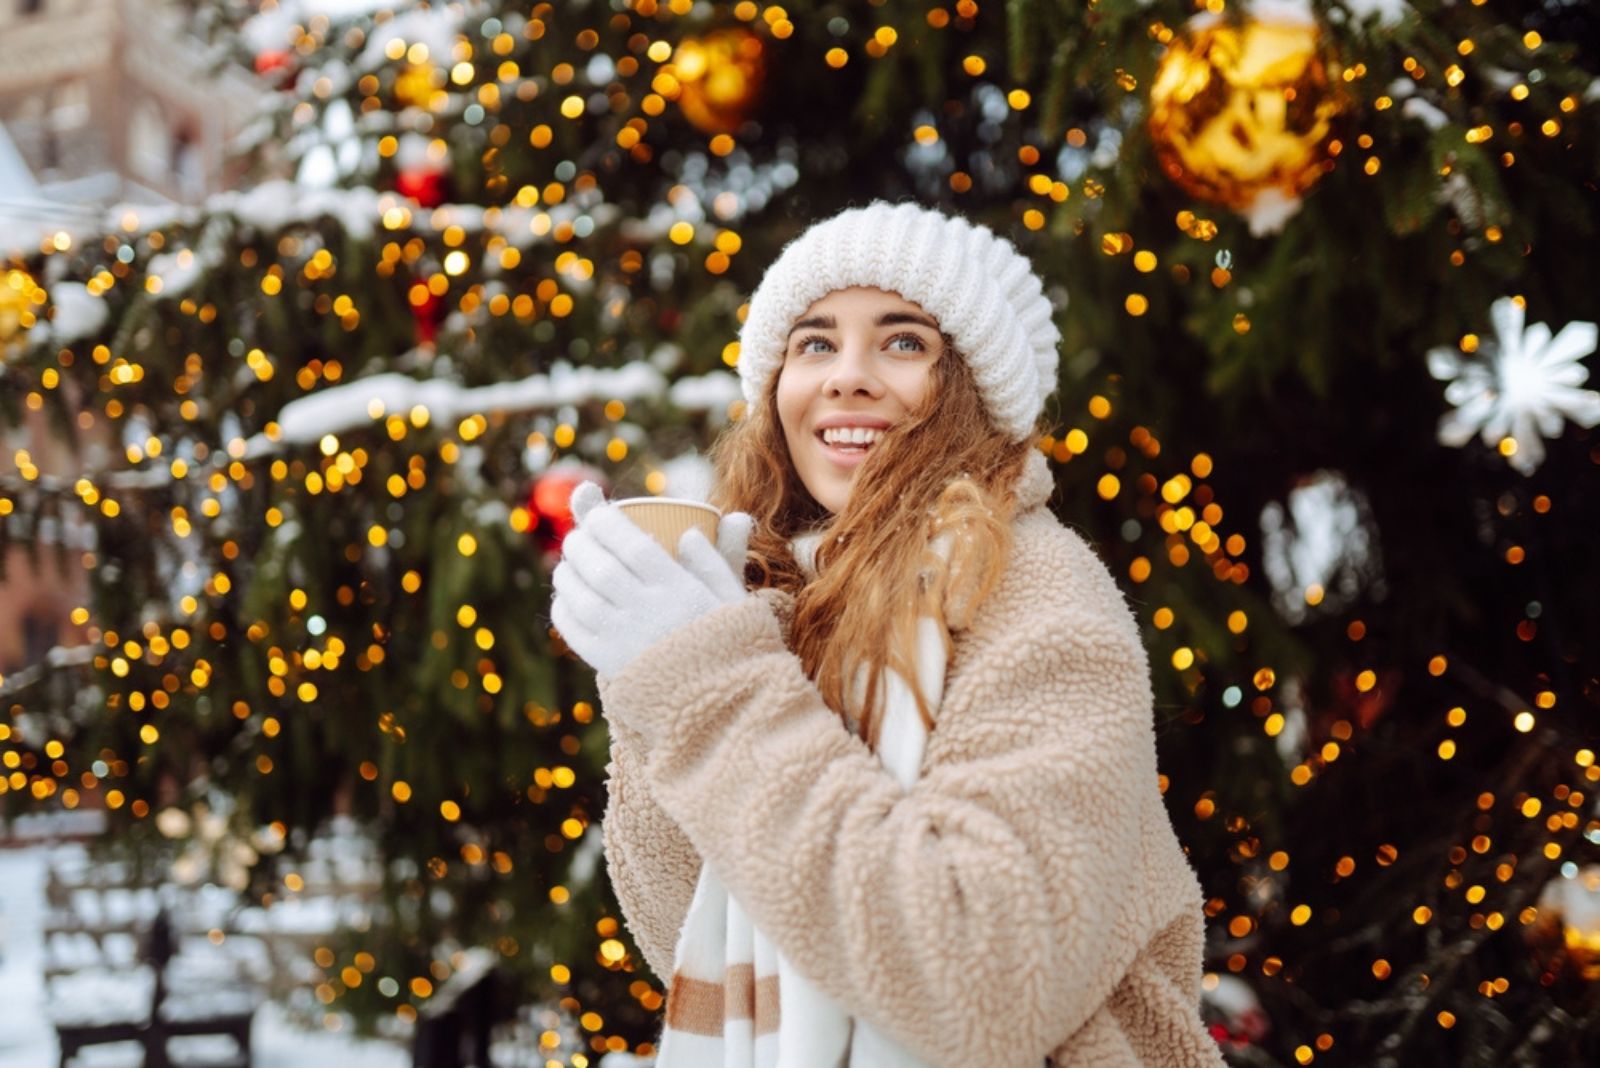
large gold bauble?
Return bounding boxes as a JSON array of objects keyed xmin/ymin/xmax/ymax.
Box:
[
  {"xmin": 1147, "ymin": 15, "xmax": 1346, "ymax": 211},
  {"xmin": 1529, "ymin": 865, "xmax": 1600, "ymax": 982},
  {"xmin": 1, "ymin": 268, "xmax": 42, "ymax": 359},
  {"xmin": 671, "ymin": 28, "xmax": 765, "ymax": 136},
  {"xmin": 393, "ymin": 61, "xmax": 439, "ymax": 110}
]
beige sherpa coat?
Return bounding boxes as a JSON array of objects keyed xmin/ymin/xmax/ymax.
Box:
[{"xmin": 597, "ymin": 460, "xmax": 1224, "ymax": 1067}]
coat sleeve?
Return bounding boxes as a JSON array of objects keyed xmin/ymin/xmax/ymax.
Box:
[
  {"xmin": 601, "ymin": 592, "xmax": 1159, "ymax": 1066},
  {"xmin": 595, "ymin": 712, "xmax": 703, "ymax": 985}
]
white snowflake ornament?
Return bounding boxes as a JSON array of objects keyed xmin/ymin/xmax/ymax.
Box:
[{"xmin": 1428, "ymin": 298, "xmax": 1600, "ymax": 475}]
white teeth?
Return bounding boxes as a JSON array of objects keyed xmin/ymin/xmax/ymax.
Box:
[{"xmin": 821, "ymin": 426, "xmax": 884, "ymax": 447}]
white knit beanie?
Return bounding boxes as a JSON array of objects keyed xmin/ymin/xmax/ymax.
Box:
[{"xmin": 737, "ymin": 200, "xmax": 1061, "ymax": 442}]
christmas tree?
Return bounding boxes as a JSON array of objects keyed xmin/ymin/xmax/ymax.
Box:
[{"xmin": 3, "ymin": 0, "xmax": 1599, "ymax": 1063}]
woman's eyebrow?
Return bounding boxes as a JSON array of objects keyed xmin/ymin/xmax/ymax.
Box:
[
  {"xmin": 788, "ymin": 314, "xmax": 835, "ymax": 335},
  {"xmin": 787, "ymin": 311, "xmax": 939, "ymax": 336},
  {"xmin": 876, "ymin": 311, "xmax": 940, "ymax": 329}
]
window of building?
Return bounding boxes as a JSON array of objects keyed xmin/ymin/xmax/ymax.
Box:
[{"xmin": 21, "ymin": 610, "xmax": 56, "ymax": 667}]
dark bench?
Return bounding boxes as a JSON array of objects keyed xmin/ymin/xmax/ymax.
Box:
[
  {"xmin": 412, "ymin": 947, "xmax": 507, "ymax": 1068},
  {"xmin": 54, "ymin": 908, "xmax": 256, "ymax": 1068}
]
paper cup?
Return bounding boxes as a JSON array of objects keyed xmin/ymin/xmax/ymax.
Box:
[{"xmin": 615, "ymin": 497, "xmax": 721, "ymax": 559}]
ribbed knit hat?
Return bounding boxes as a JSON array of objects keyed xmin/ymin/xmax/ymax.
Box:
[{"xmin": 737, "ymin": 201, "xmax": 1060, "ymax": 441}]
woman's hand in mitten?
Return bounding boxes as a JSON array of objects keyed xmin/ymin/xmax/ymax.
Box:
[
  {"xmin": 550, "ymin": 483, "xmax": 752, "ymax": 681},
  {"xmin": 704, "ymin": 509, "xmax": 754, "ymax": 604}
]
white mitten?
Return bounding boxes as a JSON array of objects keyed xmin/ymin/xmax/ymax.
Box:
[
  {"xmin": 551, "ymin": 483, "xmax": 751, "ymax": 680},
  {"xmin": 707, "ymin": 510, "xmax": 753, "ymax": 604}
]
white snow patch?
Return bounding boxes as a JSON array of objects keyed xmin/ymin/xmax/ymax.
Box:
[
  {"xmin": 146, "ymin": 251, "xmax": 206, "ymax": 298},
  {"xmin": 1402, "ymin": 97, "xmax": 1448, "ymax": 131},
  {"xmin": 1241, "ymin": 188, "xmax": 1303, "ymax": 236},
  {"xmin": 1247, "ymin": 0, "xmax": 1317, "ymax": 25},
  {"xmin": 241, "ymin": 0, "xmax": 398, "ymax": 53},
  {"xmin": 44, "ymin": 282, "xmax": 109, "ymax": 343},
  {"xmin": 668, "ymin": 370, "xmax": 741, "ymax": 415},
  {"xmin": 253, "ymin": 362, "xmax": 673, "ymax": 453},
  {"xmin": 104, "ymin": 182, "xmax": 386, "ymax": 242},
  {"xmin": 1340, "ymin": 0, "xmax": 1408, "ymax": 27},
  {"xmin": 355, "ymin": 6, "xmax": 463, "ymax": 74},
  {"xmin": 218, "ymin": 181, "xmax": 387, "ymax": 239}
]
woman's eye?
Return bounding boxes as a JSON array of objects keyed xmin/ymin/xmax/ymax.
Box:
[
  {"xmin": 889, "ymin": 333, "xmax": 927, "ymax": 353},
  {"xmin": 795, "ymin": 335, "xmax": 833, "ymax": 355}
]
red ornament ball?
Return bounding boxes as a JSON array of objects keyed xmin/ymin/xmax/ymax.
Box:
[
  {"xmin": 396, "ymin": 166, "xmax": 449, "ymax": 208},
  {"xmin": 409, "ymin": 290, "xmax": 446, "ymax": 344},
  {"xmin": 254, "ymin": 50, "xmax": 295, "ymax": 86},
  {"xmin": 529, "ymin": 466, "xmax": 607, "ymax": 554}
]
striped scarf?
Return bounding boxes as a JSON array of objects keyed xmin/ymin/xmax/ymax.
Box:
[{"xmin": 652, "ymin": 531, "xmax": 943, "ymax": 1068}]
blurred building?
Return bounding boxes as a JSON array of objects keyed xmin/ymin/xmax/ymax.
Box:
[
  {"xmin": 0, "ymin": 0, "xmax": 259, "ymax": 249},
  {"xmin": 0, "ymin": 0, "xmax": 257, "ymax": 680}
]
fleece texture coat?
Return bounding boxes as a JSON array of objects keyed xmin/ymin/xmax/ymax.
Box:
[{"xmin": 597, "ymin": 458, "xmax": 1225, "ymax": 1067}]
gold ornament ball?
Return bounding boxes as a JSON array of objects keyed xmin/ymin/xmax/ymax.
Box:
[
  {"xmin": 1147, "ymin": 14, "xmax": 1346, "ymax": 211},
  {"xmin": 394, "ymin": 61, "xmax": 439, "ymax": 110},
  {"xmin": 1529, "ymin": 864, "xmax": 1600, "ymax": 982},
  {"xmin": 1, "ymin": 268, "xmax": 43, "ymax": 358},
  {"xmin": 671, "ymin": 28, "xmax": 766, "ymax": 136}
]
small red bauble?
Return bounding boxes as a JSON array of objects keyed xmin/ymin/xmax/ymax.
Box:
[
  {"xmin": 254, "ymin": 50, "xmax": 295, "ymax": 86},
  {"xmin": 410, "ymin": 291, "xmax": 445, "ymax": 344},
  {"xmin": 529, "ymin": 466, "xmax": 607, "ymax": 555},
  {"xmin": 396, "ymin": 166, "xmax": 449, "ymax": 209}
]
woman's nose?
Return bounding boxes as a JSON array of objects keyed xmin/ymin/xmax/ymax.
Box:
[{"xmin": 822, "ymin": 345, "xmax": 882, "ymax": 397}]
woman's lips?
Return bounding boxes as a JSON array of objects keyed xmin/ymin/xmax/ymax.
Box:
[{"xmin": 815, "ymin": 437, "xmax": 872, "ymax": 469}]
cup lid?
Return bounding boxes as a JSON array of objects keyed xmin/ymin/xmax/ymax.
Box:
[{"xmin": 614, "ymin": 496, "xmax": 722, "ymax": 515}]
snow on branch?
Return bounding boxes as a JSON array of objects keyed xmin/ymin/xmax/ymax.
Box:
[{"xmin": 251, "ymin": 362, "xmax": 738, "ymax": 454}]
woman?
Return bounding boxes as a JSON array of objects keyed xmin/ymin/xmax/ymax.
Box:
[{"xmin": 550, "ymin": 202, "xmax": 1223, "ymax": 1067}]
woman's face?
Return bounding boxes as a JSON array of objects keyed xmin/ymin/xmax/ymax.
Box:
[{"xmin": 775, "ymin": 286, "xmax": 942, "ymax": 514}]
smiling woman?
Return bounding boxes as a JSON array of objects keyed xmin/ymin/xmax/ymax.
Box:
[{"xmin": 551, "ymin": 201, "xmax": 1223, "ymax": 1068}]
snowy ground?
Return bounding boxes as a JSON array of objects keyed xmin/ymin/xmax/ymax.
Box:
[{"xmin": 0, "ymin": 847, "xmax": 408, "ymax": 1068}]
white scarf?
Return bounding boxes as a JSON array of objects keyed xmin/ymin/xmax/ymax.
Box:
[{"xmin": 653, "ymin": 530, "xmax": 945, "ymax": 1068}]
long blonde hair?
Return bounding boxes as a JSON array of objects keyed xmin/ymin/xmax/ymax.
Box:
[{"xmin": 708, "ymin": 340, "xmax": 1038, "ymax": 745}]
